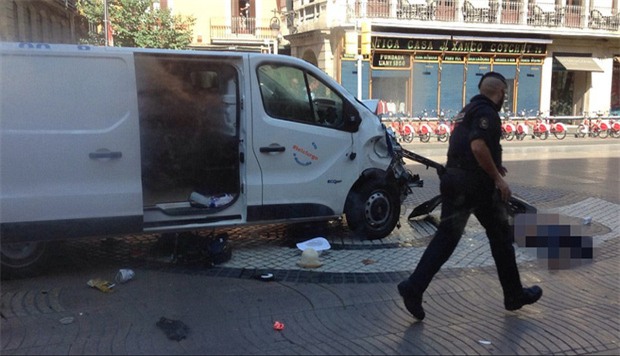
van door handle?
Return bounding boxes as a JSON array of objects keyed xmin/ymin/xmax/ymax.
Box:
[
  {"xmin": 259, "ymin": 145, "xmax": 285, "ymax": 153},
  {"xmin": 89, "ymin": 150, "xmax": 122, "ymax": 160}
]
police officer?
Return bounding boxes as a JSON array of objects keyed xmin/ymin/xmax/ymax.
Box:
[{"xmin": 397, "ymin": 72, "xmax": 542, "ymax": 320}]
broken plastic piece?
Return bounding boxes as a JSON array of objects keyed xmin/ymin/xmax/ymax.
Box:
[{"xmin": 296, "ymin": 237, "xmax": 331, "ymax": 251}]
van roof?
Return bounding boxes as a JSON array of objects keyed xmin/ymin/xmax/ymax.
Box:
[{"xmin": 0, "ymin": 41, "xmax": 275, "ymax": 59}]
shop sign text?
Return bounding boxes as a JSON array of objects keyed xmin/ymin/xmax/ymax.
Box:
[
  {"xmin": 372, "ymin": 38, "xmax": 546, "ymax": 54},
  {"xmin": 373, "ymin": 54, "xmax": 410, "ymax": 67}
]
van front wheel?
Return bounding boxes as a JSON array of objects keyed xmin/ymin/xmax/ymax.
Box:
[
  {"xmin": 1, "ymin": 241, "xmax": 48, "ymax": 278},
  {"xmin": 345, "ymin": 178, "xmax": 400, "ymax": 240}
]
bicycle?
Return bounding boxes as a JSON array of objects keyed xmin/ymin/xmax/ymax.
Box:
[
  {"xmin": 413, "ymin": 110, "xmax": 432, "ymax": 143},
  {"xmin": 501, "ymin": 111, "xmax": 516, "ymax": 140},
  {"xmin": 609, "ymin": 119, "xmax": 620, "ymax": 138},
  {"xmin": 531, "ymin": 111, "xmax": 549, "ymax": 140},
  {"xmin": 433, "ymin": 109, "xmax": 451, "ymax": 142},
  {"xmin": 543, "ymin": 111, "xmax": 567, "ymax": 140},
  {"xmin": 391, "ymin": 118, "xmax": 415, "ymax": 143},
  {"xmin": 576, "ymin": 113, "xmax": 604, "ymax": 138}
]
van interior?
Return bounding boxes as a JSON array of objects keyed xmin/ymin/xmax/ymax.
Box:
[{"xmin": 134, "ymin": 54, "xmax": 240, "ymax": 212}]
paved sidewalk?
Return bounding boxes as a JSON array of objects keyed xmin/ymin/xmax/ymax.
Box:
[{"xmin": 1, "ymin": 185, "xmax": 619, "ymax": 354}]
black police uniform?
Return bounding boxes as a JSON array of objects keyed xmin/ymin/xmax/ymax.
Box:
[{"xmin": 403, "ymin": 94, "xmax": 524, "ymax": 304}]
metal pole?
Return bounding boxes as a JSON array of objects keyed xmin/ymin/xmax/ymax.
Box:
[
  {"xmin": 104, "ymin": 0, "xmax": 109, "ymax": 46},
  {"xmin": 357, "ymin": 55, "xmax": 362, "ymax": 99}
]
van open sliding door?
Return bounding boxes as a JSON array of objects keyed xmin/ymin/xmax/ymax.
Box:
[{"xmin": 135, "ymin": 53, "xmax": 245, "ymax": 230}]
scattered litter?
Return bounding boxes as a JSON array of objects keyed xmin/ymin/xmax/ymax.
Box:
[
  {"xmin": 297, "ymin": 247, "xmax": 323, "ymax": 268},
  {"xmin": 296, "ymin": 237, "xmax": 331, "ymax": 252},
  {"xmin": 59, "ymin": 316, "xmax": 75, "ymax": 325},
  {"xmin": 254, "ymin": 272, "xmax": 275, "ymax": 282},
  {"xmin": 478, "ymin": 340, "xmax": 492, "ymax": 345},
  {"xmin": 362, "ymin": 258, "xmax": 376, "ymax": 265},
  {"xmin": 156, "ymin": 317, "xmax": 189, "ymax": 341},
  {"xmin": 189, "ymin": 192, "xmax": 233, "ymax": 208},
  {"xmin": 115, "ymin": 268, "xmax": 135, "ymax": 284},
  {"xmin": 273, "ymin": 321, "xmax": 285, "ymax": 331},
  {"xmin": 86, "ymin": 278, "xmax": 115, "ymax": 293}
]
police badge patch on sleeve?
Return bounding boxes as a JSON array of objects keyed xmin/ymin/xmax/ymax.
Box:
[{"xmin": 479, "ymin": 117, "xmax": 489, "ymax": 129}]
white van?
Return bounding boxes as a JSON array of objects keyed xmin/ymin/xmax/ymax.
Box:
[{"xmin": 0, "ymin": 42, "xmax": 419, "ymax": 274}]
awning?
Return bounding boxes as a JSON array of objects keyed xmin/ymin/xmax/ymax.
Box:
[{"xmin": 555, "ymin": 56, "xmax": 603, "ymax": 72}]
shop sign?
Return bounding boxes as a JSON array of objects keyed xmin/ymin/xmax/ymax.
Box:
[
  {"xmin": 520, "ymin": 57, "xmax": 544, "ymax": 64},
  {"xmin": 373, "ymin": 53, "xmax": 410, "ymax": 68},
  {"xmin": 494, "ymin": 57, "xmax": 517, "ymax": 63},
  {"xmin": 468, "ymin": 55, "xmax": 491, "ymax": 63},
  {"xmin": 372, "ymin": 37, "xmax": 546, "ymax": 55},
  {"xmin": 414, "ymin": 54, "xmax": 439, "ymax": 61},
  {"xmin": 443, "ymin": 55, "xmax": 464, "ymax": 62}
]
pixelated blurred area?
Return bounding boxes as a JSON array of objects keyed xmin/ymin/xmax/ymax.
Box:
[{"xmin": 514, "ymin": 213, "xmax": 610, "ymax": 269}]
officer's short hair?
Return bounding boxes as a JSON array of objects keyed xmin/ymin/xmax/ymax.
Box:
[{"xmin": 478, "ymin": 72, "xmax": 507, "ymax": 89}]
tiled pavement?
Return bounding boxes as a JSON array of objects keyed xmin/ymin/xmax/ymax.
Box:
[{"xmin": 1, "ymin": 183, "xmax": 619, "ymax": 355}]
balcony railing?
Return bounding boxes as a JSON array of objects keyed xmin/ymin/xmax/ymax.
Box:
[
  {"xmin": 292, "ymin": 0, "xmax": 619, "ymax": 32},
  {"xmin": 210, "ymin": 17, "xmax": 280, "ymax": 43}
]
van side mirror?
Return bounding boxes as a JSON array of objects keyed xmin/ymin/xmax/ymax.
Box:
[{"xmin": 343, "ymin": 101, "xmax": 361, "ymax": 132}]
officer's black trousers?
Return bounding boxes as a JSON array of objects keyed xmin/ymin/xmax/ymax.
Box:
[{"xmin": 408, "ymin": 169, "xmax": 524, "ymax": 299}]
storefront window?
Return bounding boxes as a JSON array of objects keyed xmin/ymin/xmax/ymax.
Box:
[
  {"xmin": 465, "ymin": 63, "xmax": 491, "ymax": 103},
  {"xmin": 361, "ymin": 37, "xmax": 547, "ymax": 118},
  {"xmin": 371, "ymin": 70, "xmax": 409, "ymax": 116},
  {"xmin": 611, "ymin": 58, "xmax": 619, "ymax": 115},
  {"xmin": 341, "ymin": 59, "xmax": 369, "ymax": 99},
  {"xmin": 492, "ymin": 62, "xmax": 517, "ymax": 113},
  {"xmin": 439, "ymin": 60, "xmax": 465, "ymax": 116},
  {"xmin": 550, "ymin": 71, "xmax": 574, "ymax": 116},
  {"xmin": 516, "ymin": 65, "xmax": 542, "ymax": 115},
  {"xmin": 412, "ymin": 59, "xmax": 439, "ymax": 117}
]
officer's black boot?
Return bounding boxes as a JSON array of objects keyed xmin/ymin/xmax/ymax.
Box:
[
  {"xmin": 505, "ymin": 285, "xmax": 543, "ymax": 311},
  {"xmin": 398, "ymin": 280, "xmax": 425, "ymax": 320}
]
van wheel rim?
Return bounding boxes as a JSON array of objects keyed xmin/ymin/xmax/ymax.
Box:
[{"xmin": 364, "ymin": 192, "xmax": 391, "ymax": 227}]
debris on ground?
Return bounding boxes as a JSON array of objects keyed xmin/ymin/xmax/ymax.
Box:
[
  {"xmin": 273, "ymin": 321, "xmax": 285, "ymax": 331},
  {"xmin": 86, "ymin": 278, "xmax": 115, "ymax": 293},
  {"xmin": 156, "ymin": 317, "xmax": 189, "ymax": 341}
]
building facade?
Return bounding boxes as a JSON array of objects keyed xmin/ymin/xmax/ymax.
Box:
[
  {"xmin": 170, "ymin": 0, "xmax": 291, "ymax": 53},
  {"xmin": 3, "ymin": 0, "xmax": 617, "ymax": 117},
  {"xmin": 0, "ymin": 0, "xmax": 85, "ymax": 44},
  {"xmin": 284, "ymin": 0, "xmax": 619, "ymax": 118}
]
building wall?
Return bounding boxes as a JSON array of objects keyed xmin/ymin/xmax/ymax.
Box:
[
  {"xmin": 285, "ymin": 0, "xmax": 619, "ymax": 116},
  {"xmin": 171, "ymin": 0, "xmax": 286, "ymax": 51},
  {"xmin": 0, "ymin": 0, "xmax": 83, "ymax": 44},
  {"xmin": 549, "ymin": 38, "xmax": 620, "ymax": 115}
]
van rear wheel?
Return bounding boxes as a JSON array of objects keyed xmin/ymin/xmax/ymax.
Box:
[
  {"xmin": 345, "ymin": 177, "xmax": 400, "ymax": 240},
  {"xmin": 1, "ymin": 241, "xmax": 48, "ymax": 278}
]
